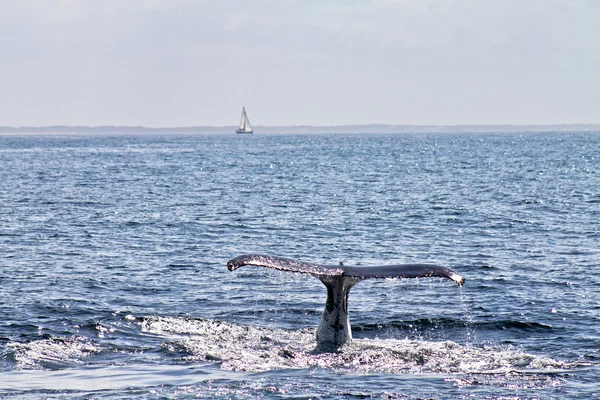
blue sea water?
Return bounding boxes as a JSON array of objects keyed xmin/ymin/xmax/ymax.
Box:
[{"xmin": 0, "ymin": 132, "xmax": 598, "ymax": 399}]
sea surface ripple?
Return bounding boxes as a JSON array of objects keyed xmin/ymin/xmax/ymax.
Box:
[{"xmin": 0, "ymin": 132, "xmax": 598, "ymax": 399}]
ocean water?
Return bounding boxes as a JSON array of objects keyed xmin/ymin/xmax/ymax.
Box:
[{"xmin": 0, "ymin": 132, "xmax": 598, "ymax": 399}]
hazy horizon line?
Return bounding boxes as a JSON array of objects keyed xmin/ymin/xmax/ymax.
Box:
[{"xmin": 1, "ymin": 123, "xmax": 599, "ymax": 134}]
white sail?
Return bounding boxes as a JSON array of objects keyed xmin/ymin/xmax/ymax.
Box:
[
  {"xmin": 239, "ymin": 108, "xmax": 247, "ymax": 130},
  {"xmin": 243, "ymin": 111, "xmax": 252, "ymax": 132},
  {"xmin": 236, "ymin": 107, "xmax": 253, "ymax": 134}
]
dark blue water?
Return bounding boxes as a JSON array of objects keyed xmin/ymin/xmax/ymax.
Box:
[{"xmin": 0, "ymin": 132, "xmax": 598, "ymax": 399}]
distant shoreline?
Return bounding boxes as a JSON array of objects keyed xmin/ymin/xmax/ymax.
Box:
[{"xmin": 1, "ymin": 124, "xmax": 599, "ymax": 135}]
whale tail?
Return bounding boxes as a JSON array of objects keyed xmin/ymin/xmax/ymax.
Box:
[{"xmin": 227, "ymin": 254, "xmax": 465, "ymax": 347}]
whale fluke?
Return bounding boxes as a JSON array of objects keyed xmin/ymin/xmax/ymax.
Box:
[
  {"xmin": 227, "ymin": 254, "xmax": 343, "ymax": 276},
  {"xmin": 227, "ymin": 254, "xmax": 465, "ymax": 347},
  {"xmin": 342, "ymin": 264, "xmax": 465, "ymax": 285}
]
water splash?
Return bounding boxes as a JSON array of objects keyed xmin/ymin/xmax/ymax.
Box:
[
  {"xmin": 458, "ymin": 285, "xmax": 477, "ymax": 345},
  {"xmin": 8, "ymin": 336, "xmax": 99, "ymax": 369},
  {"xmin": 141, "ymin": 316, "xmax": 569, "ymax": 375}
]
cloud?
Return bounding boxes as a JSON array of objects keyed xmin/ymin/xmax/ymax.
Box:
[{"xmin": 0, "ymin": 0, "xmax": 598, "ymax": 125}]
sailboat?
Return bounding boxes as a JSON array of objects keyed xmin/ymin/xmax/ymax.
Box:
[{"xmin": 235, "ymin": 107, "xmax": 253, "ymax": 134}]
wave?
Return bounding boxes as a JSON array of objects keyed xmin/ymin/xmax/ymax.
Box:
[
  {"xmin": 355, "ymin": 318, "xmax": 554, "ymax": 335},
  {"xmin": 7, "ymin": 336, "xmax": 100, "ymax": 369},
  {"xmin": 141, "ymin": 316, "xmax": 573, "ymax": 374},
  {"xmin": 3, "ymin": 316, "xmax": 580, "ymax": 376}
]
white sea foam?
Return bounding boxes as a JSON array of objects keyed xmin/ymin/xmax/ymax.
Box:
[
  {"xmin": 141, "ymin": 316, "xmax": 567, "ymax": 374},
  {"xmin": 8, "ymin": 336, "xmax": 99, "ymax": 369}
]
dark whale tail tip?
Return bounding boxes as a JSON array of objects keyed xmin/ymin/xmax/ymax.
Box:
[{"xmin": 226, "ymin": 254, "xmax": 466, "ymax": 347}]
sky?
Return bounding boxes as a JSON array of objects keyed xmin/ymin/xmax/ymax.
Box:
[{"xmin": 1, "ymin": 0, "xmax": 599, "ymax": 127}]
